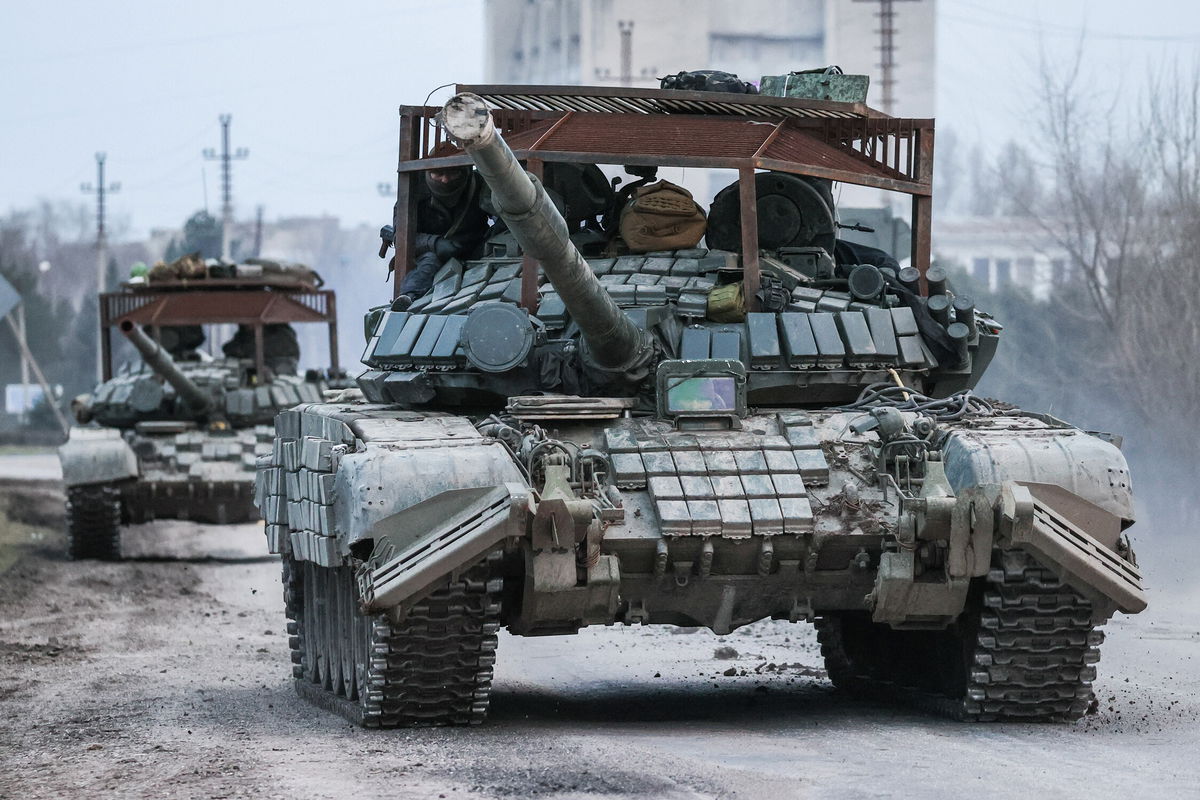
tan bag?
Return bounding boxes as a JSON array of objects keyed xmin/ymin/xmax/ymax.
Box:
[
  {"xmin": 242, "ymin": 258, "xmax": 323, "ymax": 287},
  {"xmin": 148, "ymin": 252, "xmax": 206, "ymax": 282},
  {"xmin": 619, "ymin": 180, "xmax": 707, "ymax": 253}
]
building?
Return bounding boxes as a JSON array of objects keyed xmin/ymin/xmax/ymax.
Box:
[
  {"xmin": 484, "ymin": 0, "xmax": 935, "ymax": 117},
  {"xmin": 933, "ymin": 216, "xmax": 1071, "ymax": 301},
  {"xmin": 485, "ymin": 0, "xmax": 936, "ymax": 217}
]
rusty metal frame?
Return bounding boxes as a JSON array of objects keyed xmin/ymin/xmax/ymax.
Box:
[
  {"xmin": 389, "ymin": 84, "xmax": 936, "ymax": 308},
  {"xmin": 99, "ymin": 282, "xmax": 338, "ymax": 380},
  {"xmin": 464, "ymin": 83, "xmax": 883, "ymax": 119}
]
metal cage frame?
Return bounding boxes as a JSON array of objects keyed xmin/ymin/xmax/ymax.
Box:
[
  {"xmin": 98, "ymin": 280, "xmax": 338, "ymax": 380},
  {"xmin": 389, "ymin": 83, "xmax": 934, "ymax": 312}
]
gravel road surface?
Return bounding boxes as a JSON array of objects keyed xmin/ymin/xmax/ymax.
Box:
[{"xmin": 1, "ymin": 483, "xmax": 1197, "ymax": 800}]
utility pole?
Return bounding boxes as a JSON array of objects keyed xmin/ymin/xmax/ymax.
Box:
[
  {"xmin": 854, "ymin": 0, "xmax": 918, "ymax": 116},
  {"xmin": 4, "ymin": 311, "xmax": 70, "ymax": 436},
  {"xmin": 253, "ymin": 204, "xmax": 264, "ymax": 258},
  {"xmin": 0, "ymin": 274, "xmax": 69, "ymax": 435},
  {"xmin": 595, "ymin": 20, "xmax": 654, "ymax": 86},
  {"xmin": 81, "ymin": 152, "xmax": 119, "ymax": 383},
  {"xmin": 203, "ymin": 114, "xmax": 249, "ymax": 261},
  {"xmin": 17, "ymin": 304, "xmax": 29, "ymax": 423},
  {"xmin": 618, "ymin": 20, "xmax": 633, "ymax": 87}
]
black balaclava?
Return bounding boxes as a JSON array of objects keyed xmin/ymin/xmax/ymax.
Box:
[{"xmin": 425, "ymin": 169, "xmax": 471, "ymax": 208}]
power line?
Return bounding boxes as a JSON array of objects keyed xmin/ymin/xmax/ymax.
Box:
[
  {"xmin": 945, "ymin": 3, "xmax": 1200, "ymax": 43},
  {"xmin": 0, "ymin": 5, "xmax": 469, "ymax": 67},
  {"xmin": 202, "ymin": 114, "xmax": 249, "ymax": 261},
  {"xmin": 114, "ymin": 125, "xmax": 215, "ymax": 166}
]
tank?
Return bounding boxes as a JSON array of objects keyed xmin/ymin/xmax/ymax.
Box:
[
  {"xmin": 256, "ymin": 86, "xmax": 1146, "ymax": 726},
  {"xmin": 59, "ymin": 266, "xmax": 343, "ymax": 560}
]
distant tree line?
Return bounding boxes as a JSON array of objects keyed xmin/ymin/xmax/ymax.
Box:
[
  {"xmin": 163, "ymin": 211, "xmax": 223, "ymax": 262},
  {"xmin": 946, "ymin": 60, "xmax": 1200, "ymax": 535},
  {"xmin": 0, "ymin": 207, "xmax": 235, "ymax": 433},
  {"xmin": 0, "ymin": 210, "xmax": 98, "ymax": 426}
]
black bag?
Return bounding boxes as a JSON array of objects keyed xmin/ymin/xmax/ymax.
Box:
[{"xmin": 659, "ymin": 70, "xmax": 758, "ymax": 95}]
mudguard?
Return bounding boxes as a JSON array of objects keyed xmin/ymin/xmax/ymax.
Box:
[
  {"xmin": 358, "ymin": 481, "xmax": 530, "ymax": 613},
  {"xmin": 998, "ymin": 482, "xmax": 1146, "ymax": 616},
  {"xmin": 943, "ymin": 426, "xmax": 1134, "ymax": 526},
  {"xmin": 256, "ymin": 406, "xmax": 528, "ymax": 602},
  {"xmin": 873, "ymin": 425, "xmax": 1145, "ymax": 627},
  {"xmin": 58, "ymin": 427, "xmax": 138, "ymax": 488},
  {"xmin": 332, "ymin": 442, "xmax": 524, "ymax": 552}
]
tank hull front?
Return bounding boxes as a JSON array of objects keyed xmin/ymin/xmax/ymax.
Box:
[
  {"xmin": 257, "ymin": 401, "xmax": 1144, "ymax": 725},
  {"xmin": 122, "ymin": 424, "xmax": 274, "ymax": 524}
]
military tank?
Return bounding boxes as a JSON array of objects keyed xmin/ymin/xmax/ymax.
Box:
[
  {"xmin": 60, "ymin": 260, "xmax": 343, "ymax": 559},
  {"xmin": 256, "ymin": 85, "xmax": 1146, "ymax": 726}
]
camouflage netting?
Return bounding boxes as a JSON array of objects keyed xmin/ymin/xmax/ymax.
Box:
[{"xmin": 143, "ymin": 253, "xmax": 322, "ymax": 288}]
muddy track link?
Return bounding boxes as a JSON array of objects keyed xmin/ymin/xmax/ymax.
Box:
[
  {"xmin": 282, "ymin": 555, "xmax": 305, "ymax": 678},
  {"xmin": 816, "ymin": 549, "xmax": 1104, "ymax": 722},
  {"xmin": 66, "ymin": 484, "xmax": 122, "ymax": 561},
  {"xmin": 288, "ymin": 553, "xmax": 502, "ymax": 727}
]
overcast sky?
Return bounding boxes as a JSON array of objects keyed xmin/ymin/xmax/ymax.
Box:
[{"xmin": 2, "ymin": 0, "xmax": 1198, "ymax": 240}]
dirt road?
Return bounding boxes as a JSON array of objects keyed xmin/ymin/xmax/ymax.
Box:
[{"xmin": 1, "ymin": 486, "xmax": 1198, "ymax": 800}]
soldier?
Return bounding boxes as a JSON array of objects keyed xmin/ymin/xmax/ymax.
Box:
[
  {"xmin": 391, "ymin": 141, "xmax": 491, "ymax": 310},
  {"xmin": 147, "ymin": 324, "xmax": 205, "ymax": 360},
  {"xmin": 222, "ymin": 324, "xmax": 300, "ymax": 375},
  {"xmin": 833, "ymin": 239, "xmax": 900, "ymax": 272}
]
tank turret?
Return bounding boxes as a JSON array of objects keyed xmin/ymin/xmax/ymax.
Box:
[
  {"xmin": 118, "ymin": 319, "xmax": 214, "ymax": 416},
  {"xmin": 441, "ymin": 93, "xmax": 653, "ymax": 373}
]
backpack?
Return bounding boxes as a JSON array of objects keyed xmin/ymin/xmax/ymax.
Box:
[
  {"xmin": 619, "ymin": 180, "xmax": 707, "ymax": 253},
  {"xmin": 659, "ymin": 70, "xmax": 758, "ymax": 94},
  {"xmin": 148, "ymin": 252, "xmax": 206, "ymax": 282}
]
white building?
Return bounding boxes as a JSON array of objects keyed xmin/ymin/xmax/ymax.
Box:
[
  {"xmin": 484, "ymin": 0, "xmax": 936, "ymax": 116},
  {"xmin": 933, "ymin": 216, "xmax": 1071, "ymax": 301},
  {"xmin": 484, "ymin": 1, "xmax": 941, "ymax": 246}
]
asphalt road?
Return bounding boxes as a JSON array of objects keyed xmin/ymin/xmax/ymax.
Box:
[
  {"xmin": 1, "ymin": 490, "xmax": 1198, "ymax": 799},
  {"xmin": 0, "ymin": 452, "xmax": 60, "ymax": 482}
]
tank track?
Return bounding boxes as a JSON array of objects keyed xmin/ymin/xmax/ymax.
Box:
[
  {"xmin": 816, "ymin": 549, "xmax": 1103, "ymax": 722},
  {"xmin": 281, "ymin": 554, "xmax": 305, "ymax": 678},
  {"xmin": 65, "ymin": 484, "xmax": 122, "ymax": 561},
  {"xmin": 288, "ymin": 553, "xmax": 502, "ymax": 727}
]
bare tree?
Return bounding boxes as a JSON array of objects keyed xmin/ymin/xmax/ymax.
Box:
[{"xmin": 1018, "ymin": 56, "xmax": 1200, "ymax": 530}]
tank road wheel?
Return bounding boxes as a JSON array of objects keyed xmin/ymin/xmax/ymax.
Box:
[
  {"xmin": 289, "ymin": 553, "xmax": 502, "ymax": 727},
  {"xmin": 813, "ymin": 612, "xmax": 887, "ymax": 693},
  {"xmin": 65, "ymin": 484, "xmax": 122, "ymax": 561},
  {"xmin": 816, "ymin": 549, "xmax": 1103, "ymax": 722}
]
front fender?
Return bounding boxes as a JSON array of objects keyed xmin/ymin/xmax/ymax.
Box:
[
  {"xmin": 943, "ymin": 426, "xmax": 1134, "ymax": 533},
  {"xmin": 332, "ymin": 441, "xmax": 526, "ymax": 552},
  {"xmin": 57, "ymin": 426, "xmax": 138, "ymax": 487}
]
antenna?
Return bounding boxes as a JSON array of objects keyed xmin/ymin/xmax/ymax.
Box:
[
  {"xmin": 853, "ymin": 0, "xmax": 919, "ymax": 115},
  {"xmin": 202, "ymin": 114, "xmax": 249, "ymax": 260},
  {"xmin": 80, "ymin": 152, "xmax": 120, "ymax": 381}
]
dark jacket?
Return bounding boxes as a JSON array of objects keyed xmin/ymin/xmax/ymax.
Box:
[
  {"xmin": 414, "ymin": 174, "xmax": 491, "ymax": 261},
  {"xmin": 833, "ymin": 239, "xmax": 901, "ymax": 272}
]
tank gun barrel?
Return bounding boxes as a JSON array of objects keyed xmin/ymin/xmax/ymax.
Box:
[
  {"xmin": 118, "ymin": 319, "xmax": 213, "ymax": 414},
  {"xmin": 440, "ymin": 93, "xmax": 651, "ymax": 372}
]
